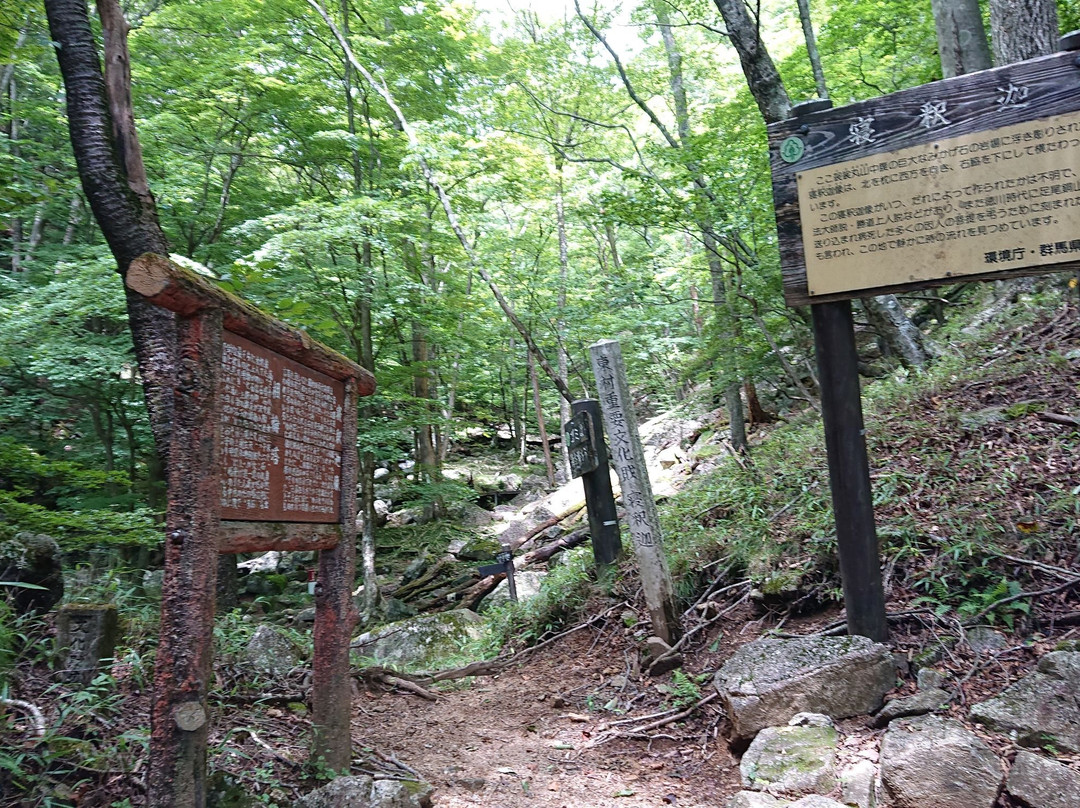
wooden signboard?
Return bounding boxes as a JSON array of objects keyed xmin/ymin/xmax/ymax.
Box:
[
  {"xmin": 220, "ymin": 331, "xmax": 344, "ymax": 523},
  {"xmin": 563, "ymin": 410, "xmax": 599, "ymax": 478},
  {"xmin": 126, "ymin": 254, "xmax": 375, "ymax": 808},
  {"xmin": 770, "ymin": 49, "xmax": 1080, "ymax": 306}
]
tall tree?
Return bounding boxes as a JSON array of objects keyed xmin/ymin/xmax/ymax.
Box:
[
  {"xmin": 990, "ymin": 0, "xmax": 1060, "ymax": 63},
  {"xmin": 931, "ymin": 0, "xmax": 993, "ymax": 77}
]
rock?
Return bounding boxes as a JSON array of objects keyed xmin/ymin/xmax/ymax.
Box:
[
  {"xmin": 916, "ymin": 667, "xmax": 946, "ymax": 690},
  {"xmin": 142, "ymin": 568, "xmax": 164, "ymax": 600},
  {"xmin": 482, "ymin": 571, "xmax": 546, "ymax": 611},
  {"xmin": 725, "ymin": 792, "xmax": 790, "ymax": 808},
  {"xmin": 839, "ymin": 760, "xmax": 876, "ymax": 808},
  {"xmin": 237, "ymin": 551, "xmax": 281, "ymax": 575},
  {"xmin": 0, "ymin": 532, "xmax": 64, "ymax": 614},
  {"xmin": 715, "ymin": 636, "xmax": 896, "ymax": 741},
  {"xmin": 383, "ymin": 598, "xmax": 417, "ymax": 622},
  {"xmin": 450, "ymin": 503, "xmax": 494, "ymax": 528},
  {"xmin": 373, "ymin": 467, "xmax": 391, "ymax": 481},
  {"xmin": 740, "ymin": 723, "xmax": 838, "ymax": 796},
  {"xmin": 869, "ymin": 687, "xmax": 949, "ymax": 728},
  {"xmin": 351, "ymin": 611, "xmax": 484, "ymax": 669},
  {"xmin": 57, "ymin": 604, "xmax": 120, "ymax": 685},
  {"xmin": 294, "ymin": 608, "xmax": 316, "ymax": 625},
  {"xmin": 298, "ymin": 775, "xmax": 433, "ymax": 808},
  {"xmin": 879, "ymin": 715, "xmax": 1002, "ymax": 808},
  {"xmin": 958, "ymin": 406, "xmax": 1007, "ymax": 431},
  {"xmin": 788, "ymin": 713, "xmax": 834, "ymax": 728},
  {"xmin": 966, "ymin": 626, "xmax": 1007, "ymax": 654},
  {"xmin": 647, "ymin": 636, "xmax": 674, "ymax": 659},
  {"xmin": 244, "ymin": 625, "xmax": 301, "ymax": 676},
  {"xmin": 785, "ymin": 798, "xmax": 849, "ymax": 808},
  {"xmin": 453, "ymin": 537, "xmax": 501, "ymax": 562},
  {"xmin": 1005, "ymin": 750, "xmax": 1080, "ymax": 808},
  {"xmin": 400, "ymin": 555, "xmax": 430, "ymax": 587},
  {"xmin": 970, "ymin": 651, "xmax": 1080, "ymax": 752}
]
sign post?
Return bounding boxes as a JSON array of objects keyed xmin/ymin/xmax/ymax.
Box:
[
  {"xmin": 565, "ymin": 400, "xmax": 622, "ymax": 569},
  {"xmin": 768, "ymin": 38, "xmax": 1080, "ymax": 642},
  {"xmin": 127, "ymin": 254, "xmax": 375, "ymax": 807},
  {"xmin": 589, "ymin": 340, "xmax": 680, "ymax": 645}
]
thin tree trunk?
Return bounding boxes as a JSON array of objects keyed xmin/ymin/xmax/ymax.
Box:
[
  {"xmin": 931, "ymin": 0, "xmax": 992, "ymax": 78},
  {"xmin": 795, "ymin": 0, "xmax": 828, "ymax": 98},
  {"xmin": 529, "ymin": 352, "xmax": 556, "ymax": 487},
  {"xmin": 555, "ymin": 160, "xmax": 572, "ymax": 480},
  {"xmin": 860, "ymin": 295, "xmax": 936, "ymax": 369},
  {"xmin": 712, "ymin": 0, "xmax": 791, "ymax": 123},
  {"xmin": 63, "ymin": 195, "xmax": 83, "ymax": 244},
  {"xmin": 9, "ymin": 76, "xmax": 22, "ymax": 273}
]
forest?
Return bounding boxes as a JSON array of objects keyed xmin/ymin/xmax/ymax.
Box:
[{"xmin": 2, "ymin": 0, "xmax": 1080, "ymax": 806}]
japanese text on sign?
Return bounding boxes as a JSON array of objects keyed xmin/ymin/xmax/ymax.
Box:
[
  {"xmin": 797, "ymin": 109, "xmax": 1080, "ymax": 296},
  {"xmin": 220, "ymin": 332, "xmax": 345, "ymax": 522}
]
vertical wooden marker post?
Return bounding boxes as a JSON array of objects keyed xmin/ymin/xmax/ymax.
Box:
[
  {"xmin": 589, "ymin": 340, "xmax": 680, "ymax": 644},
  {"xmin": 568, "ymin": 399, "xmax": 622, "ymax": 569}
]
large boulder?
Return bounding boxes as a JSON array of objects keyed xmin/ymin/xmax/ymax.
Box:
[
  {"xmin": 726, "ymin": 793, "xmax": 789, "ymax": 808},
  {"xmin": 0, "ymin": 532, "xmax": 63, "ymax": 614},
  {"xmin": 1005, "ymin": 750, "xmax": 1080, "ymax": 808},
  {"xmin": 879, "ymin": 715, "xmax": 1002, "ymax": 808},
  {"xmin": 243, "ymin": 624, "xmax": 301, "ymax": 676},
  {"xmin": 740, "ymin": 720, "xmax": 838, "ymax": 796},
  {"xmin": 298, "ymin": 775, "xmax": 433, "ymax": 808},
  {"xmin": 715, "ymin": 636, "xmax": 895, "ymax": 741},
  {"xmin": 481, "ymin": 571, "xmax": 546, "ymax": 612},
  {"xmin": 351, "ymin": 611, "xmax": 484, "ymax": 669},
  {"xmin": 970, "ymin": 651, "xmax": 1080, "ymax": 752}
]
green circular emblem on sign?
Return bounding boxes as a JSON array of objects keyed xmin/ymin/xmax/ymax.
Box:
[{"xmin": 780, "ymin": 136, "xmax": 805, "ymax": 163}]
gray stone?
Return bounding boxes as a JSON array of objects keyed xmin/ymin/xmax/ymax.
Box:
[
  {"xmin": 879, "ymin": 715, "xmax": 1002, "ymax": 808},
  {"xmin": 869, "ymin": 687, "xmax": 949, "ymax": 728},
  {"xmin": 244, "ymin": 624, "xmax": 301, "ymax": 676},
  {"xmin": 298, "ymin": 775, "xmax": 433, "ymax": 808},
  {"xmin": 966, "ymin": 626, "xmax": 1008, "ymax": 654},
  {"xmin": 788, "ymin": 713, "xmax": 834, "ymax": 728},
  {"xmin": 482, "ymin": 571, "xmax": 546, "ymax": 611},
  {"xmin": 399, "ymin": 555, "xmax": 429, "ymax": 586},
  {"xmin": 916, "ymin": 667, "xmax": 946, "ymax": 690},
  {"xmin": 740, "ymin": 724, "xmax": 838, "ymax": 796},
  {"xmin": 56, "ymin": 604, "xmax": 120, "ymax": 685},
  {"xmin": 715, "ymin": 636, "xmax": 896, "ymax": 741},
  {"xmin": 839, "ymin": 760, "xmax": 876, "ymax": 808},
  {"xmin": 452, "ymin": 537, "xmax": 501, "ymax": 562},
  {"xmin": 970, "ymin": 651, "xmax": 1080, "ymax": 752},
  {"xmin": 142, "ymin": 569, "xmax": 164, "ymax": 600},
  {"xmin": 1, "ymin": 532, "xmax": 63, "ymax": 614},
  {"xmin": 1005, "ymin": 750, "xmax": 1080, "ymax": 808},
  {"xmin": 647, "ymin": 636, "xmax": 674, "ymax": 659},
  {"xmin": 351, "ymin": 610, "xmax": 484, "ymax": 669},
  {"xmin": 725, "ymin": 792, "xmax": 790, "ymax": 808},
  {"xmin": 237, "ymin": 551, "xmax": 281, "ymax": 574},
  {"xmin": 786, "ymin": 798, "xmax": 849, "ymax": 808}
]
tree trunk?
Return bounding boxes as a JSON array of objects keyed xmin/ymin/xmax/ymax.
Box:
[
  {"xmin": 712, "ymin": 0, "xmax": 791, "ymax": 122},
  {"xmin": 529, "ymin": 352, "xmax": 556, "ymax": 487},
  {"xmin": 44, "ymin": 0, "xmax": 177, "ymax": 454},
  {"xmin": 795, "ymin": 0, "xmax": 828, "ymax": 97},
  {"xmin": 989, "ymin": 0, "xmax": 1059, "ymax": 64},
  {"xmin": 931, "ymin": 0, "xmax": 993, "ymax": 77},
  {"xmin": 860, "ymin": 295, "xmax": 936, "ymax": 369},
  {"xmin": 555, "ymin": 160, "xmax": 572, "ymax": 480}
]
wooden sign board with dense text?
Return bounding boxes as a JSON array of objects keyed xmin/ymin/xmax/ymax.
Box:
[{"xmin": 769, "ymin": 49, "xmax": 1080, "ymax": 306}]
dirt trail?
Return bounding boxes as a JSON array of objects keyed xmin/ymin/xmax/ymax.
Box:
[{"xmin": 351, "ymin": 630, "xmax": 740, "ymax": 808}]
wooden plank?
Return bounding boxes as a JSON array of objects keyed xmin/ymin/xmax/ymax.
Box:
[
  {"xmin": 127, "ymin": 253, "xmax": 375, "ymax": 390},
  {"xmin": 218, "ymin": 521, "xmax": 342, "ymax": 554},
  {"xmin": 770, "ymin": 50, "xmax": 1080, "ymax": 306}
]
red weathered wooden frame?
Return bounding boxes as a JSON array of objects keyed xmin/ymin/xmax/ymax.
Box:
[{"xmin": 127, "ymin": 254, "xmax": 376, "ymax": 808}]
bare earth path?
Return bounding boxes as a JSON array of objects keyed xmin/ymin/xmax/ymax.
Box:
[{"xmin": 350, "ymin": 630, "xmax": 741, "ymax": 808}]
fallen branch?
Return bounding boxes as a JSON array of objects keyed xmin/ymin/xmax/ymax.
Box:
[
  {"xmin": 999, "ymin": 554, "xmax": 1078, "ymax": 582},
  {"xmin": 590, "ymin": 692, "xmax": 720, "ymax": 747},
  {"xmin": 508, "ymin": 501, "xmax": 587, "ymax": 552},
  {"xmin": 518, "ymin": 527, "xmax": 590, "ymax": 568},
  {"xmin": 962, "ymin": 577, "xmax": 1080, "ymax": 626},
  {"xmin": 243, "ymin": 729, "xmax": 299, "ymax": 767},
  {"xmin": 377, "ymin": 673, "xmax": 439, "ymax": 702},
  {"xmin": 0, "ymin": 698, "xmax": 45, "ymax": 741},
  {"xmin": 1037, "ymin": 412, "xmax": 1079, "ymax": 427}
]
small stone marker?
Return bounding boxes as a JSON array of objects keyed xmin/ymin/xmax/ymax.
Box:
[
  {"xmin": 589, "ymin": 340, "xmax": 680, "ymax": 644},
  {"xmin": 56, "ymin": 604, "xmax": 119, "ymax": 685}
]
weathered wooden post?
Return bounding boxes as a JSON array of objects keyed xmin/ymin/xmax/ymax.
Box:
[
  {"xmin": 566, "ymin": 399, "xmax": 622, "ymax": 569},
  {"xmin": 127, "ymin": 254, "xmax": 375, "ymax": 806},
  {"xmin": 767, "ymin": 42, "xmax": 1080, "ymax": 642},
  {"xmin": 589, "ymin": 340, "xmax": 680, "ymax": 644}
]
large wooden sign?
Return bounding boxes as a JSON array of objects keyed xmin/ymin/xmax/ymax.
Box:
[
  {"xmin": 220, "ymin": 331, "xmax": 344, "ymax": 522},
  {"xmin": 770, "ymin": 49, "xmax": 1080, "ymax": 305}
]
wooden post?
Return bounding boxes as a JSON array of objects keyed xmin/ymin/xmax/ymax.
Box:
[
  {"xmin": 589, "ymin": 340, "xmax": 680, "ymax": 644},
  {"xmin": 147, "ymin": 308, "xmax": 223, "ymax": 808},
  {"xmin": 572, "ymin": 399, "xmax": 622, "ymax": 569},
  {"xmin": 311, "ymin": 376, "xmax": 359, "ymax": 772},
  {"xmin": 811, "ymin": 301, "xmax": 888, "ymax": 642}
]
